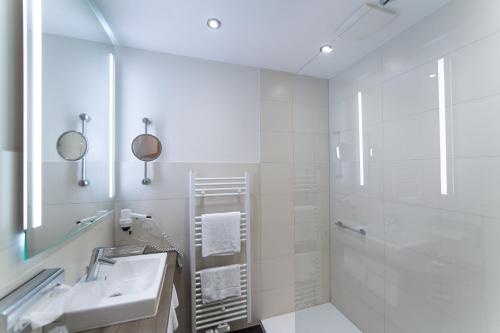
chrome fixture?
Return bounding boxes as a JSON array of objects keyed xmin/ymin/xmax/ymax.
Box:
[
  {"xmin": 86, "ymin": 247, "xmax": 117, "ymax": 282},
  {"xmin": 335, "ymin": 221, "xmax": 366, "ymax": 236},
  {"xmin": 78, "ymin": 113, "xmax": 91, "ymax": 186}
]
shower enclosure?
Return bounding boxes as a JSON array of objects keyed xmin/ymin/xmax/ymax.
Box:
[{"xmin": 295, "ymin": 0, "xmax": 500, "ymax": 332}]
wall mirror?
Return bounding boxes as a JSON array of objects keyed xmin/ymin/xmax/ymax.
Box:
[
  {"xmin": 56, "ymin": 131, "xmax": 88, "ymax": 161},
  {"xmin": 24, "ymin": 0, "xmax": 116, "ymax": 257},
  {"xmin": 132, "ymin": 118, "xmax": 162, "ymax": 185},
  {"xmin": 132, "ymin": 134, "xmax": 162, "ymax": 162}
]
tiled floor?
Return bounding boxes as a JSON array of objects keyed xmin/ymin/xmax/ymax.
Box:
[{"xmin": 261, "ymin": 303, "xmax": 361, "ymax": 333}]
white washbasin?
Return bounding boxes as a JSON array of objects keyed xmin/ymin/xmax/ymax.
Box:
[{"xmin": 64, "ymin": 252, "xmax": 168, "ymax": 332}]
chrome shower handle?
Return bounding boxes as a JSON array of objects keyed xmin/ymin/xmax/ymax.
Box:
[{"xmin": 335, "ymin": 221, "xmax": 367, "ymax": 236}]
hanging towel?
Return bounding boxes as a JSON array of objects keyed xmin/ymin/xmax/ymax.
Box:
[
  {"xmin": 167, "ymin": 285, "xmax": 179, "ymax": 333},
  {"xmin": 201, "ymin": 211, "xmax": 241, "ymax": 257},
  {"xmin": 199, "ymin": 264, "xmax": 241, "ymax": 304}
]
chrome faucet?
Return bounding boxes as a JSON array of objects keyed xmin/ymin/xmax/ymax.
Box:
[{"xmin": 85, "ymin": 247, "xmax": 117, "ymax": 282}]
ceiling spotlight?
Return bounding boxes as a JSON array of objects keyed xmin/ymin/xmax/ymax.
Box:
[
  {"xmin": 207, "ymin": 18, "xmax": 221, "ymax": 30},
  {"xmin": 320, "ymin": 45, "xmax": 334, "ymax": 53}
]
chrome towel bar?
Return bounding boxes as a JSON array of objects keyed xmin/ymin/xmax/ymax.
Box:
[{"xmin": 335, "ymin": 221, "xmax": 366, "ymax": 236}]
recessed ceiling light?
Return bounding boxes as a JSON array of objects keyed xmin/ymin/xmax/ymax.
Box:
[
  {"xmin": 207, "ymin": 18, "xmax": 221, "ymax": 30},
  {"xmin": 320, "ymin": 45, "xmax": 334, "ymax": 53}
]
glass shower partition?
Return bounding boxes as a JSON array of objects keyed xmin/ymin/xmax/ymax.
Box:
[{"xmin": 296, "ymin": 0, "xmax": 500, "ymax": 332}]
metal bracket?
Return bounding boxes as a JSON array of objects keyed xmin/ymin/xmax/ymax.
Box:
[
  {"xmin": 142, "ymin": 118, "xmax": 152, "ymax": 185},
  {"xmin": 78, "ymin": 113, "xmax": 91, "ymax": 187}
]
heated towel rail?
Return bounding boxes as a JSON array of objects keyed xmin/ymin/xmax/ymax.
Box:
[{"xmin": 189, "ymin": 171, "xmax": 252, "ymax": 332}]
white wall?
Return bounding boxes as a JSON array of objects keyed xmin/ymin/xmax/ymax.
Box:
[
  {"xmin": 330, "ymin": 0, "xmax": 500, "ymax": 332},
  {"xmin": 0, "ymin": 0, "xmax": 114, "ymax": 299},
  {"xmin": 114, "ymin": 47, "xmax": 261, "ymax": 331},
  {"xmin": 117, "ymin": 46, "xmax": 260, "ymax": 163}
]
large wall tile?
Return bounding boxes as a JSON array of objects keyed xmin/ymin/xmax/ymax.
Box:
[
  {"xmin": 383, "ymin": 110, "xmax": 439, "ymax": 161},
  {"xmin": 383, "ymin": 159, "xmax": 440, "ymax": 208},
  {"xmin": 42, "ymin": 161, "xmax": 113, "ymax": 205},
  {"xmin": 451, "ymin": 94, "xmax": 500, "ymax": 158},
  {"xmin": 260, "ymin": 69, "xmax": 294, "ymax": 102},
  {"xmin": 255, "ymin": 287, "xmax": 295, "ymax": 319},
  {"xmin": 385, "ymin": 248, "xmax": 443, "ymax": 333},
  {"xmin": 261, "ymin": 255, "xmax": 294, "ymax": 291},
  {"xmin": 261, "ymin": 194, "xmax": 293, "ymax": 228},
  {"xmin": 261, "ymin": 224, "xmax": 294, "ymax": 259},
  {"xmin": 117, "ymin": 162, "xmax": 190, "ymax": 201},
  {"xmin": 261, "ymin": 100, "xmax": 293, "ymax": 132},
  {"xmin": 360, "ymin": 85, "xmax": 382, "ymax": 127},
  {"xmin": 261, "ymin": 131, "xmax": 293, "ymax": 163},
  {"xmin": 293, "ymin": 75, "xmax": 329, "ymax": 107},
  {"xmin": 364, "ymin": 124, "xmax": 383, "ymax": 162},
  {"xmin": 451, "ymin": 32, "xmax": 500, "ymax": 104},
  {"xmin": 383, "ymin": 61, "xmax": 439, "ymax": 122},
  {"xmin": 382, "ymin": 0, "xmax": 500, "ymax": 81},
  {"xmin": 261, "ymin": 163, "xmax": 293, "ymax": 194},
  {"xmin": 332, "ymin": 97, "xmax": 356, "ymax": 132}
]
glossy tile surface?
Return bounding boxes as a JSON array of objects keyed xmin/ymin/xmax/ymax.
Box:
[
  {"xmin": 259, "ymin": 70, "xmax": 330, "ymax": 320},
  {"xmin": 330, "ymin": 1, "xmax": 500, "ymax": 332}
]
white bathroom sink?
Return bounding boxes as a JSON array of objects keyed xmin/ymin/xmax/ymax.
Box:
[{"xmin": 64, "ymin": 252, "xmax": 168, "ymax": 332}]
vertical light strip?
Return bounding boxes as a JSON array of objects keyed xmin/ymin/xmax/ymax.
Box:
[
  {"xmin": 108, "ymin": 53, "xmax": 115, "ymax": 198},
  {"xmin": 31, "ymin": 0, "xmax": 42, "ymax": 228},
  {"xmin": 22, "ymin": 0, "xmax": 28, "ymax": 230},
  {"xmin": 438, "ymin": 58, "xmax": 448, "ymax": 195},
  {"xmin": 336, "ymin": 145, "xmax": 341, "ymax": 160},
  {"xmin": 358, "ymin": 91, "xmax": 364, "ymax": 186}
]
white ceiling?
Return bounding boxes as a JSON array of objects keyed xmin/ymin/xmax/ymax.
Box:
[
  {"xmin": 43, "ymin": 0, "xmax": 110, "ymax": 44},
  {"xmin": 48, "ymin": 0, "xmax": 450, "ymax": 78}
]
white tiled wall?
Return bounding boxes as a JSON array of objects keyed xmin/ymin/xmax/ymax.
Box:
[
  {"xmin": 114, "ymin": 161, "xmax": 260, "ymax": 332},
  {"xmin": 113, "ymin": 63, "xmax": 329, "ymax": 331},
  {"xmin": 330, "ymin": 0, "xmax": 500, "ymax": 332},
  {"xmin": 259, "ymin": 69, "xmax": 330, "ymax": 318}
]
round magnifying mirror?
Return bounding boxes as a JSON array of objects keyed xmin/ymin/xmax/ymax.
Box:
[
  {"xmin": 56, "ymin": 130, "xmax": 88, "ymax": 161},
  {"xmin": 131, "ymin": 134, "xmax": 162, "ymax": 161}
]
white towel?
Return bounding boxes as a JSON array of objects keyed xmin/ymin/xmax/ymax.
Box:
[
  {"xmin": 167, "ymin": 285, "xmax": 179, "ymax": 333},
  {"xmin": 199, "ymin": 264, "xmax": 241, "ymax": 304},
  {"xmin": 201, "ymin": 212, "xmax": 241, "ymax": 257}
]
